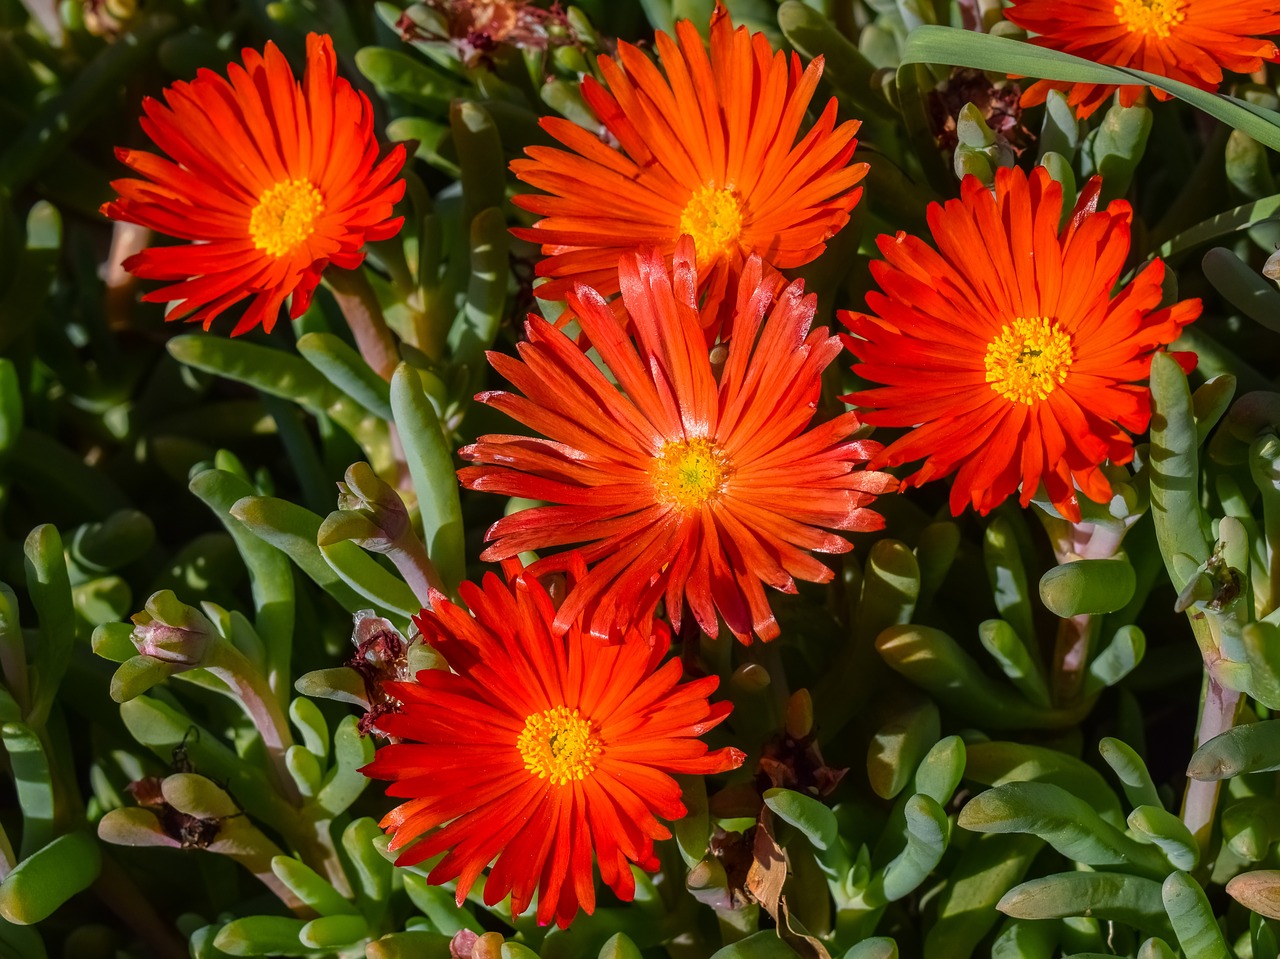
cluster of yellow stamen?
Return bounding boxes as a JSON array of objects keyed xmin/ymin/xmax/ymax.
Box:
[
  {"xmin": 517, "ymin": 706, "xmax": 602, "ymax": 785},
  {"xmin": 1113, "ymin": 0, "xmax": 1185, "ymax": 38},
  {"xmin": 678, "ymin": 184, "xmax": 744, "ymax": 266},
  {"xmin": 651, "ymin": 438, "xmax": 730, "ymax": 511},
  {"xmin": 984, "ymin": 316, "xmax": 1074, "ymax": 406},
  {"xmin": 249, "ymin": 178, "xmax": 325, "ymax": 258}
]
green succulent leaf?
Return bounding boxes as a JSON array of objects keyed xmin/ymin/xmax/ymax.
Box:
[
  {"xmin": 1203, "ymin": 246, "xmax": 1280, "ymax": 335},
  {"xmin": 314, "ymin": 715, "xmax": 374, "ymax": 819},
  {"xmin": 924, "ymin": 833, "xmax": 1042, "ymax": 959},
  {"xmin": 1149, "ymin": 352, "xmax": 1212, "ymax": 592},
  {"xmin": 367, "ymin": 931, "xmax": 453, "ymax": 959},
  {"xmin": 708, "ymin": 931, "xmax": 800, "ymax": 959},
  {"xmin": 272, "ymin": 855, "xmax": 358, "ymax": 917},
  {"xmin": 389, "ymin": 363, "xmax": 465, "ymax": 596},
  {"xmin": 229, "ymin": 495, "xmax": 372, "ymax": 616},
  {"xmin": 866, "ymin": 793, "xmax": 949, "ymax": 906},
  {"xmin": 844, "ymin": 938, "xmax": 899, "ymax": 959},
  {"xmin": 299, "ymin": 914, "xmax": 368, "ymax": 949},
  {"xmin": 0, "ymin": 831, "xmax": 101, "ymax": 925},
  {"xmin": 356, "ymin": 47, "xmax": 467, "ymax": 111},
  {"xmin": 0, "ymin": 358, "xmax": 22, "ymax": 457},
  {"xmin": 1039, "ymin": 559, "xmax": 1136, "ymax": 617},
  {"xmin": 1127, "ymin": 805, "xmax": 1198, "ymax": 872},
  {"xmin": 1162, "ymin": 871, "xmax": 1231, "ymax": 959},
  {"xmin": 965, "ymin": 741, "xmax": 1125, "ymax": 829},
  {"xmin": 876, "ymin": 626, "xmax": 1091, "ymax": 730},
  {"xmin": 998, "ymin": 872, "xmax": 1173, "ymax": 940},
  {"xmin": 1098, "ymin": 737, "xmax": 1162, "ymax": 810},
  {"xmin": 978, "ymin": 618, "xmax": 1051, "ymax": 708},
  {"xmin": 777, "ymin": 2, "xmax": 893, "ymax": 119},
  {"xmin": 2, "ymin": 722, "xmax": 54, "ymax": 857},
  {"xmin": 983, "ymin": 518, "xmax": 1036, "ymax": 645},
  {"xmin": 23, "ymin": 524, "xmax": 74, "ymax": 727},
  {"xmin": 343, "ymin": 818, "xmax": 393, "ymax": 909},
  {"xmin": 450, "ymin": 206, "xmax": 510, "ymax": 398},
  {"xmin": 212, "ymin": 916, "xmax": 310, "ymax": 957},
  {"xmin": 957, "ymin": 781, "xmax": 1169, "ymax": 879},
  {"xmin": 866, "ymin": 694, "xmax": 940, "ymax": 800},
  {"xmin": 599, "ymin": 933, "xmax": 645, "ymax": 959},
  {"xmin": 296, "ymin": 332, "xmax": 394, "ymax": 420},
  {"xmin": 1187, "ymin": 719, "xmax": 1280, "ymax": 780}
]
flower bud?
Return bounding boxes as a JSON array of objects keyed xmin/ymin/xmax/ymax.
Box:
[
  {"xmin": 130, "ymin": 590, "xmax": 217, "ymax": 668},
  {"xmin": 325, "ymin": 462, "xmax": 410, "ymax": 553}
]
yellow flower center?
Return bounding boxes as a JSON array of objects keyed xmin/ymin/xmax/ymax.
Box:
[
  {"xmin": 249, "ymin": 178, "xmax": 324, "ymax": 258},
  {"xmin": 517, "ymin": 706, "xmax": 601, "ymax": 785},
  {"xmin": 1113, "ymin": 0, "xmax": 1185, "ymax": 38},
  {"xmin": 984, "ymin": 316, "xmax": 1074, "ymax": 406},
  {"xmin": 678, "ymin": 185, "xmax": 744, "ymax": 266},
  {"xmin": 651, "ymin": 438, "xmax": 730, "ymax": 511}
]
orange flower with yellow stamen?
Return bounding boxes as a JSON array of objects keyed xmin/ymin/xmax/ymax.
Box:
[
  {"xmin": 841, "ymin": 166, "xmax": 1201, "ymax": 521},
  {"xmin": 1006, "ymin": 0, "xmax": 1280, "ymax": 118},
  {"xmin": 511, "ymin": 3, "xmax": 866, "ymax": 335},
  {"xmin": 459, "ymin": 239, "xmax": 893, "ymax": 644},
  {"xmin": 102, "ymin": 33, "xmax": 406, "ymax": 335},
  {"xmin": 361, "ymin": 559, "xmax": 743, "ymax": 929}
]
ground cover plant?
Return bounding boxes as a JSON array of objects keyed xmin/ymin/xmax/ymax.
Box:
[{"xmin": 9, "ymin": 0, "xmax": 1280, "ymax": 957}]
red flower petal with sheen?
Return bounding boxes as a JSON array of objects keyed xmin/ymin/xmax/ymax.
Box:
[
  {"xmin": 511, "ymin": 2, "xmax": 865, "ymax": 337},
  {"xmin": 361, "ymin": 560, "xmax": 743, "ymax": 929},
  {"xmin": 102, "ymin": 33, "xmax": 405, "ymax": 334},
  {"xmin": 841, "ymin": 166, "xmax": 1201, "ymax": 522},
  {"xmin": 460, "ymin": 238, "xmax": 894, "ymax": 644}
]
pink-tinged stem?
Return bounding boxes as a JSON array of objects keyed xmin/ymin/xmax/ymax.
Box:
[
  {"xmin": 1181, "ymin": 674, "xmax": 1243, "ymax": 860},
  {"xmin": 1052, "ymin": 612, "xmax": 1095, "ymax": 706},
  {"xmin": 326, "ymin": 266, "xmax": 400, "ymax": 382},
  {"xmin": 206, "ymin": 644, "xmax": 352, "ymax": 895},
  {"xmin": 205, "ymin": 645, "xmax": 299, "ymax": 807},
  {"xmin": 388, "ymin": 533, "xmax": 446, "ymax": 608}
]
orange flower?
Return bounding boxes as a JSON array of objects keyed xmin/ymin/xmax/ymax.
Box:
[
  {"xmin": 841, "ymin": 166, "xmax": 1201, "ymax": 521},
  {"xmin": 1006, "ymin": 0, "xmax": 1280, "ymax": 118},
  {"xmin": 459, "ymin": 239, "xmax": 893, "ymax": 644},
  {"xmin": 511, "ymin": 3, "xmax": 866, "ymax": 336},
  {"xmin": 361, "ymin": 560, "xmax": 743, "ymax": 929},
  {"xmin": 102, "ymin": 34, "xmax": 406, "ymax": 335}
]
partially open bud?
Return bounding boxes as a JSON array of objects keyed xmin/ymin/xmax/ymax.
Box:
[
  {"xmin": 950, "ymin": 101, "xmax": 1019, "ymax": 188},
  {"xmin": 130, "ymin": 590, "xmax": 217, "ymax": 668},
  {"xmin": 325, "ymin": 462, "xmax": 411, "ymax": 554}
]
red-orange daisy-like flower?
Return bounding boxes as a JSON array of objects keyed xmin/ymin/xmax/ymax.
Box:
[
  {"xmin": 510, "ymin": 3, "xmax": 866, "ymax": 335},
  {"xmin": 1006, "ymin": 0, "xmax": 1280, "ymax": 119},
  {"xmin": 361, "ymin": 560, "xmax": 743, "ymax": 929},
  {"xmin": 841, "ymin": 166, "xmax": 1201, "ymax": 522},
  {"xmin": 102, "ymin": 33, "xmax": 406, "ymax": 335},
  {"xmin": 458, "ymin": 238, "xmax": 893, "ymax": 644}
]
